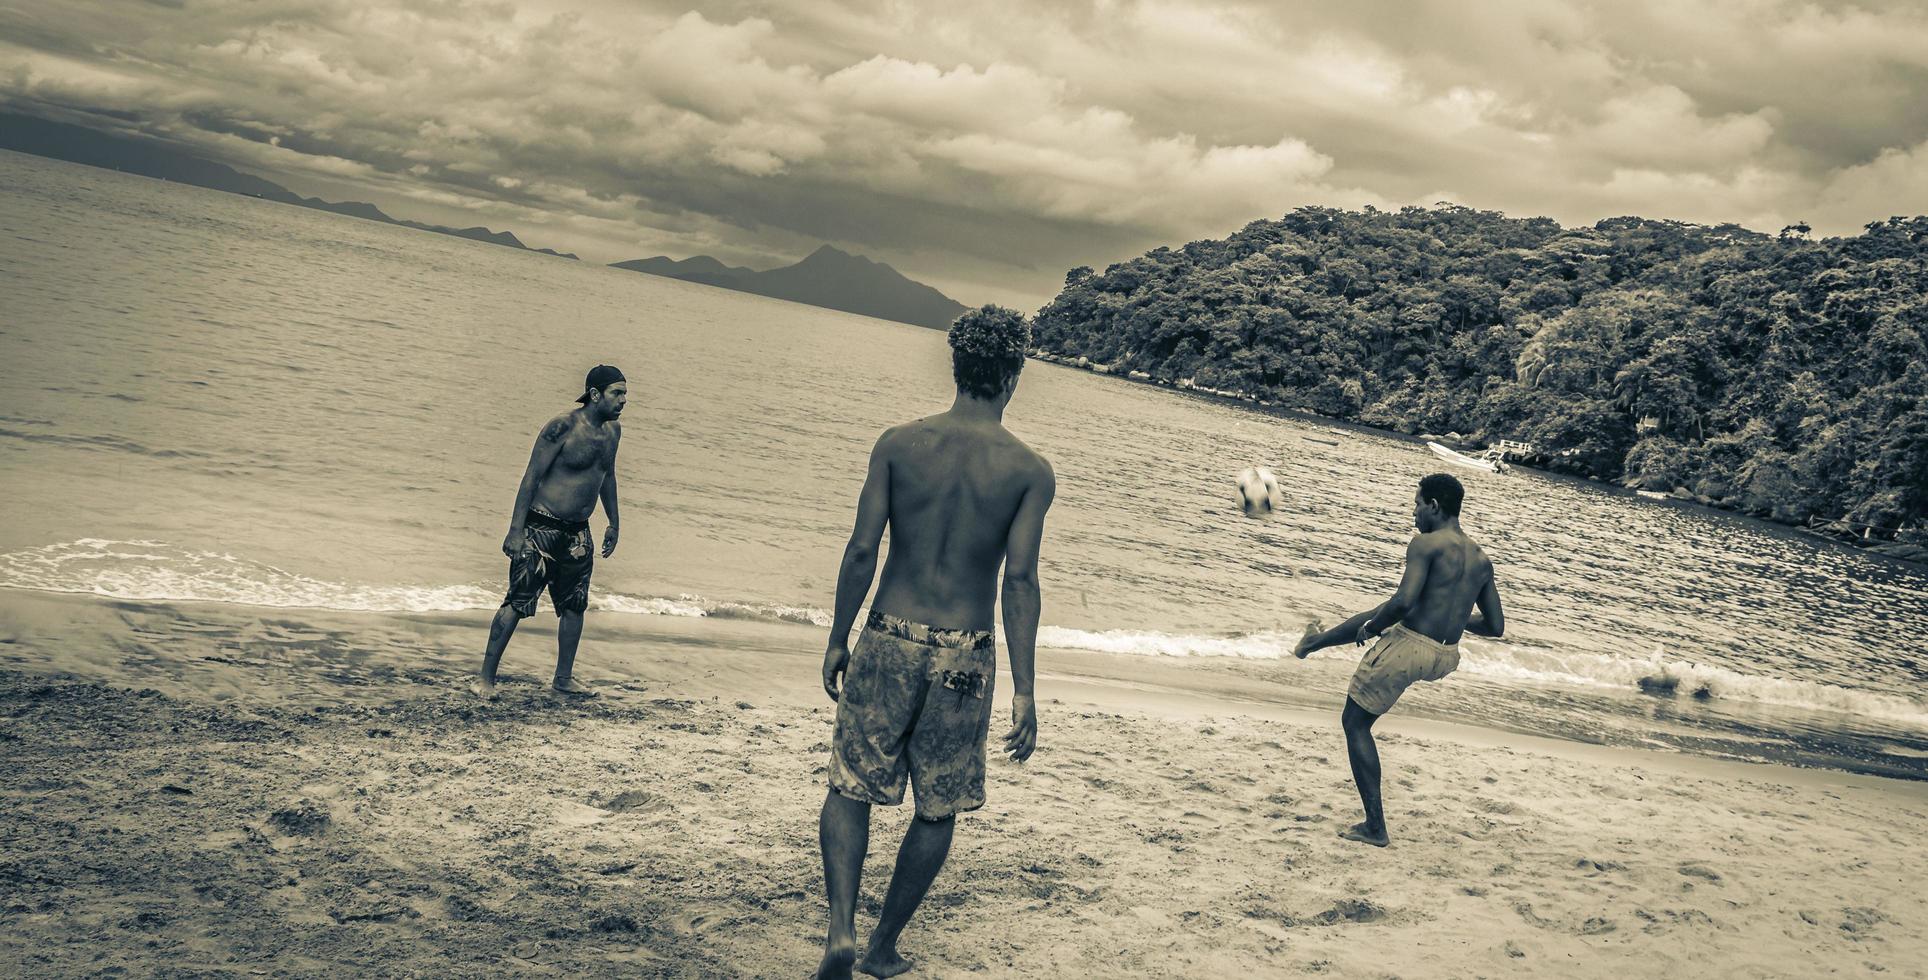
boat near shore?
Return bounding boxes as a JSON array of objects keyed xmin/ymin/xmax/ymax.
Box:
[{"xmin": 1427, "ymin": 440, "xmax": 1505, "ymax": 473}]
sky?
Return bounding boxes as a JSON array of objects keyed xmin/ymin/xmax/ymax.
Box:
[{"xmin": 4, "ymin": 0, "xmax": 1927, "ymax": 311}]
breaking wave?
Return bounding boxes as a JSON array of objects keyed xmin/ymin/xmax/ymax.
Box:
[{"xmin": 2, "ymin": 539, "xmax": 1920, "ymax": 729}]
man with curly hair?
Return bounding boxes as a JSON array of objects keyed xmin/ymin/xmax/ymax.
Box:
[{"xmin": 814, "ymin": 306, "xmax": 1056, "ymax": 979}]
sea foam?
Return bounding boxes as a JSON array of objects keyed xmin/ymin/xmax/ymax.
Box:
[{"xmin": 2, "ymin": 538, "xmax": 1920, "ymax": 728}]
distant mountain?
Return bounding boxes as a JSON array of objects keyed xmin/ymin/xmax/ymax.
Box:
[
  {"xmin": 609, "ymin": 255, "xmax": 756, "ymax": 280},
  {"xmin": 0, "ymin": 112, "xmax": 578, "ymax": 260},
  {"xmin": 610, "ymin": 244, "xmax": 969, "ymax": 329}
]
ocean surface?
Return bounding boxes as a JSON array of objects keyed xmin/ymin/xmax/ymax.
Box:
[{"xmin": 3, "ymin": 149, "xmax": 1926, "ymax": 779}]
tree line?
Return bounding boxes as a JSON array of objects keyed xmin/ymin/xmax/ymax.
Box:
[{"xmin": 1031, "ymin": 205, "xmax": 1927, "ymax": 545}]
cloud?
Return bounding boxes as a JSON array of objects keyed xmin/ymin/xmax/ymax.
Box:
[
  {"xmin": 1817, "ymin": 139, "xmax": 1928, "ymax": 227},
  {"xmin": 823, "ymin": 57, "xmax": 1065, "ymax": 134},
  {"xmin": 0, "ymin": 0, "xmax": 1924, "ymax": 311},
  {"xmin": 1570, "ymin": 85, "xmax": 1775, "ymax": 172}
]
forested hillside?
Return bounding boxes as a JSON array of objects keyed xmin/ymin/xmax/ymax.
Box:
[{"xmin": 1033, "ymin": 207, "xmax": 1927, "ymax": 544}]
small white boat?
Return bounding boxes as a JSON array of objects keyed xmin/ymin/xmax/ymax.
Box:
[
  {"xmin": 1427, "ymin": 441, "xmax": 1499, "ymax": 472},
  {"xmin": 1635, "ymin": 490, "xmax": 1668, "ymax": 500}
]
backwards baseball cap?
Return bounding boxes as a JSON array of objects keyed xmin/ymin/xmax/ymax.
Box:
[{"xmin": 576, "ymin": 364, "xmax": 626, "ymax": 403}]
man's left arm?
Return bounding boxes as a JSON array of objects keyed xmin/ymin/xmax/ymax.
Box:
[
  {"xmin": 600, "ymin": 424, "xmax": 622, "ymax": 558},
  {"xmin": 1359, "ymin": 536, "xmax": 1430, "ymax": 644},
  {"xmin": 999, "ymin": 460, "xmax": 1056, "ymax": 763}
]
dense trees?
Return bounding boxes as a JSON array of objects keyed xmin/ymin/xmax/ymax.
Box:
[{"xmin": 1033, "ymin": 207, "xmax": 1928, "ymax": 542}]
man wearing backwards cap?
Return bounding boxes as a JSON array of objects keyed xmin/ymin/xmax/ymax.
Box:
[{"xmin": 471, "ymin": 364, "xmax": 626, "ymax": 699}]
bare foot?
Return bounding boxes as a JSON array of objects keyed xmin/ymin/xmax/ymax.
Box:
[
  {"xmin": 1338, "ymin": 821, "xmax": 1389, "ymax": 847},
  {"xmin": 859, "ymin": 945, "xmax": 913, "ymax": 978},
  {"xmin": 816, "ymin": 936, "xmax": 856, "ymax": 980},
  {"xmin": 1294, "ymin": 619, "xmax": 1324, "ymax": 659},
  {"xmin": 468, "ymin": 676, "xmax": 497, "ymax": 700},
  {"xmin": 551, "ymin": 677, "xmax": 598, "ymax": 697}
]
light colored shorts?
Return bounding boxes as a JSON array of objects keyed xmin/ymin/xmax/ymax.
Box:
[
  {"xmin": 828, "ymin": 610, "xmax": 997, "ymax": 820},
  {"xmin": 1348, "ymin": 624, "xmax": 1460, "ymax": 715}
]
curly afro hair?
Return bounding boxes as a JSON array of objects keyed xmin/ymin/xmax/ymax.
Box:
[{"xmin": 949, "ymin": 304, "xmax": 1031, "ymax": 400}]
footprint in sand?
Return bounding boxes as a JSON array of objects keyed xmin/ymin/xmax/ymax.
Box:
[
  {"xmin": 1306, "ymin": 899, "xmax": 1391, "ymax": 926},
  {"xmin": 1837, "ymin": 906, "xmax": 1889, "ymax": 940},
  {"xmin": 1634, "ymin": 907, "xmax": 1717, "ymax": 934},
  {"xmin": 1472, "ymin": 796, "xmax": 1518, "ymax": 815},
  {"xmin": 552, "ymin": 800, "xmax": 609, "ymax": 829},
  {"xmin": 1676, "ymin": 862, "xmax": 1722, "ymax": 882},
  {"xmin": 1080, "ymin": 775, "xmax": 1124, "ymax": 795},
  {"xmin": 1514, "ymin": 901, "xmax": 1617, "ymax": 935},
  {"xmin": 1246, "ymin": 899, "xmax": 1398, "ymax": 929},
  {"xmin": 667, "ymin": 909, "xmax": 737, "ymax": 935}
]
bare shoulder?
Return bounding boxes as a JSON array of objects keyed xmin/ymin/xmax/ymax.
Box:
[
  {"xmin": 874, "ymin": 420, "xmax": 922, "ymax": 455},
  {"xmin": 869, "ymin": 421, "xmax": 924, "ymax": 472},
  {"xmin": 538, "ymin": 412, "xmax": 577, "ymax": 442},
  {"xmin": 1024, "ymin": 446, "xmax": 1055, "ymax": 493},
  {"xmin": 1000, "ymin": 431, "xmax": 1053, "ymax": 488}
]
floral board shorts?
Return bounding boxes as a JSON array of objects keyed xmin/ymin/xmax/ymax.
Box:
[
  {"xmin": 501, "ymin": 509, "xmax": 594, "ymax": 616},
  {"xmin": 828, "ymin": 610, "xmax": 997, "ymax": 821},
  {"xmin": 1348, "ymin": 624, "xmax": 1460, "ymax": 716}
]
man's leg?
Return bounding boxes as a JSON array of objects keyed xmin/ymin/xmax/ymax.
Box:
[
  {"xmin": 1295, "ymin": 604, "xmax": 1384, "ymax": 659},
  {"xmin": 1339, "ymin": 696, "xmax": 1390, "ymax": 847},
  {"xmin": 859, "ymin": 814, "xmax": 956, "ymax": 978},
  {"xmin": 819, "ymin": 790, "xmax": 872, "ymax": 980},
  {"xmin": 552, "ymin": 608, "xmax": 592, "ymax": 694},
  {"xmin": 551, "ymin": 545, "xmax": 596, "ymax": 694},
  {"xmin": 471, "ymin": 604, "xmax": 524, "ymax": 699}
]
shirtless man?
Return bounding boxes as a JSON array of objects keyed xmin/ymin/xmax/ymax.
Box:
[
  {"xmin": 471, "ymin": 364, "xmax": 625, "ymax": 699},
  {"xmin": 1292, "ymin": 473, "xmax": 1504, "ymax": 847},
  {"xmin": 815, "ymin": 306, "xmax": 1055, "ymax": 979}
]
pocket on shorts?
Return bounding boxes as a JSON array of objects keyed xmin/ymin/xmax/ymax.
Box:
[{"xmin": 1366, "ymin": 634, "xmax": 1397, "ymax": 668}]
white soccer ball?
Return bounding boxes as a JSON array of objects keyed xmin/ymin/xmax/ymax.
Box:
[{"xmin": 1236, "ymin": 466, "xmax": 1282, "ymax": 518}]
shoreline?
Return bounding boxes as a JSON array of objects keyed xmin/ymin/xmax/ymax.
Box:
[
  {"xmin": 3, "ymin": 586, "xmax": 1922, "ymax": 783},
  {"xmin": 1027, "ymin": 351, "xmax": 1928, "ymax": 565},
  {"xmin": 1, "ymin": 589, "xmax": 1924, "ymax": 976}
]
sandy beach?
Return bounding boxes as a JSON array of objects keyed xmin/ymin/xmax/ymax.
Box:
[{"xmin": 0, "ymin": 588, "xmax": 1921, "ymax": 978}]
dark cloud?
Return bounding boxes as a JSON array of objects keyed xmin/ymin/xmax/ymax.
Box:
[{"xmin": 3, "ymin": 0, "xmax": 1925, "ymax": 309}]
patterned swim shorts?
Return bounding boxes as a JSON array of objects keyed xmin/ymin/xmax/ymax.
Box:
[
  {"xmin": 1348, "ymin": 623, "xmax": 1460, "ymax": 715},
  {"xmin": 501, "ymin": 509, "xmax": 594, "ymax": 616},
  {"xmin": 828, "ymin": 610, "xmax": 997, "ymax": 820}
]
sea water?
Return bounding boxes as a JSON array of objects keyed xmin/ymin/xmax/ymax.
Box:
[{"xmin": 3, "ymin": 149, "xmax": 1924, "ymax": 778}]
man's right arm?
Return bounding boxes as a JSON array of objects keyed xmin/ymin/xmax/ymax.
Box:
[
  {"xmin": 1466, "ymin": 568, "xmax": 1505, "ymax": 638},
  {"xmin": 1000, "ymin": 458, "xmax": 1056, "ymax": 763},
  {"xmin": 503, "ymin": 417, "xmax": 569, "ymax": 555},
  {"xmin": 822, "ymin": 432, "xmax": 893, "ymax": 701}
]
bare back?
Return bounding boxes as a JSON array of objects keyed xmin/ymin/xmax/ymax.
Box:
[
  {"xmin": 1401, "ymin": 529, "xmax": 1493, "ymax": 645},
  {"xmin": 870, "ymin": 415, "xmax": 1048, "ymax": 631}
]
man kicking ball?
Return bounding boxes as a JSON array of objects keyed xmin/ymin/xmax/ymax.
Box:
[{"xmin": 1293, "ymin": 473, "xmax": 1504, "ymax": 846}]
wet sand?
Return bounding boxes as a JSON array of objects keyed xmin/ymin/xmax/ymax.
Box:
[{"xmin": 1, "ymin": 589, "xmax": 1922, "ymax": 978}]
